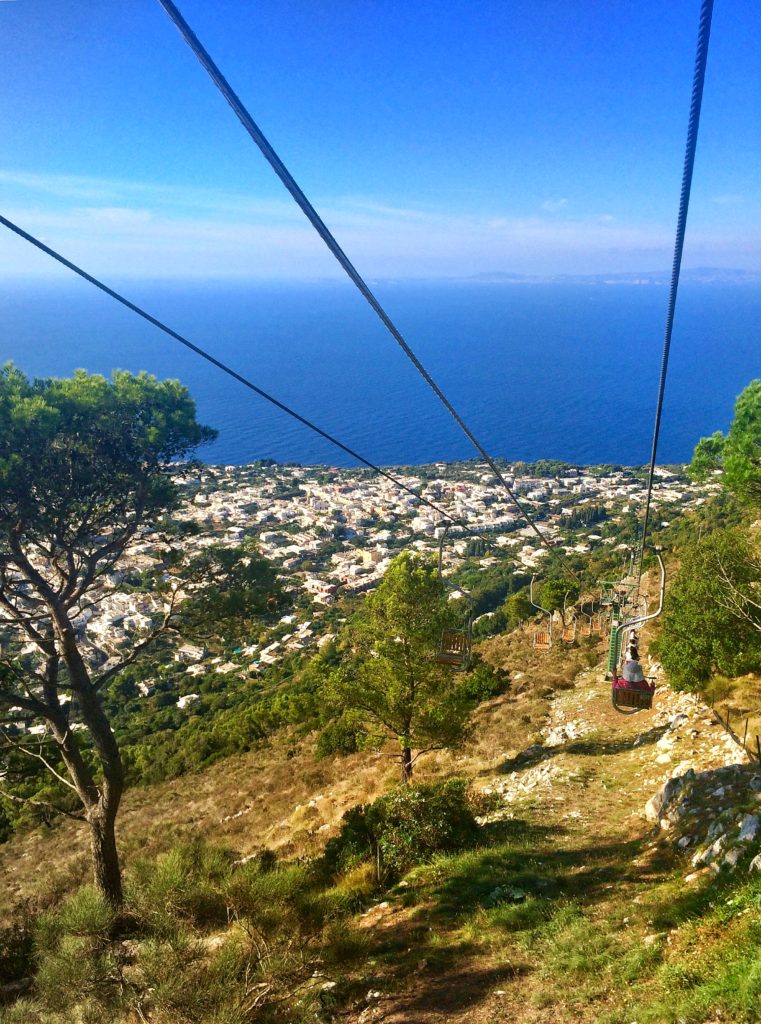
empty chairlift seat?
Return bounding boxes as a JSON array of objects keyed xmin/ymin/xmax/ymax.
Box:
[
  {"xmin": 533, "ymin": 630, "xmax": 552, "ymax": 653},
  {"xmin": 437, "ymin": 630, "xmax": 470, "ymax": 668}
]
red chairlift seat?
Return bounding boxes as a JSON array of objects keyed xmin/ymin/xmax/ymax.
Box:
[
  {"xmin": 562, "ymin": 621, "xmax": 576, "ymax": 644},
  {"xmin": 611, "ymin": 675, "xmax": 656, "ymax": 713}
]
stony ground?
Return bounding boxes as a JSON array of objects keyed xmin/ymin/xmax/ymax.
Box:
[
  {"xmin": 343, "ymin": 667, "xmax": 757, "ymax": 1024},
  {"xmin": 1, "ymin": 639, "xmax": 758, "ymax": 1023}
]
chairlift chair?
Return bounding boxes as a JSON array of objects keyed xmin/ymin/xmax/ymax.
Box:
[
  {"xmin": 533, "ymin": 630, "xmax": 552, "ymax": 653},
  {"xmin": 577, "ymin": 602, "xmax": 594, "ymax": 638},
  {"xmin": 612, "ymin": 675, "xmax": 656, "ymax": 713},
  {"xmin": 436, "ymin": 630, "xmax": 470, "ymax": 667},
  {"xmin": 529, "ymin": 575, "xmax": 553, "ymax": 652},
  {"xmin": 435, "ymin": 524, "xmax": 473, "ymax": 671},
  {"xmin": 609, "ymin": 552, "xmax": 665, "ymax": 715}
]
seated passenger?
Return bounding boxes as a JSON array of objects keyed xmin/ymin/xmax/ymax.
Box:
[{"xmin": 614, "ymin": 657, "xmax": 653, "ymax": 691}]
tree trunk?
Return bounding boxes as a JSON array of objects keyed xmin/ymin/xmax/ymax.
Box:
[
  {"xmin": 89, "ymin": 806, "xmax": 123, "ymax": 908},
  {"xmin": 400, "ymin": 746, "xmax": 413, "ymax": 784}
]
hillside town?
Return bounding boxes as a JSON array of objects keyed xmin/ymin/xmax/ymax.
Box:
[{"xmin": 52, "ymin": 460, "xmax": 712, "ymax": 682}]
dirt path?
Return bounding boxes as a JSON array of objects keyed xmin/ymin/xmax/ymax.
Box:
[{"xmin": 348, "ymin": 668, "xmax": 749, "ymax": 1024}]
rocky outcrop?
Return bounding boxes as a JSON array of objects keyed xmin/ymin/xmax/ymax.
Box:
[{"xmin": 646, "ymin": 762, "xmax": 761, "ymax": 875}]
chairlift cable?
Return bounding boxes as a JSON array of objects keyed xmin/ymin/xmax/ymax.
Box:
[
  {"xmin": 0, "ymin": 214, "xmax": 466, "ymax": 532},
  {"xmin": 635, "ymin": 0, "xmax": 714, "ymax": 581},
  {"xmin": 155, "ymin": 0, "xmax": 578, "ymax": 580}
]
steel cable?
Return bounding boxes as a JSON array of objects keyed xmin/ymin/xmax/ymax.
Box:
[
  {"xmin": 155, "ymin": 0, "xmax": 575, "ymax": 577},
  {"xmin": 636, "ymin": 0, "xmax": 714, "ymax": 580},
  {"xmin": 0, "ymin": 214, "xmax": 473, "ymax": 532}
]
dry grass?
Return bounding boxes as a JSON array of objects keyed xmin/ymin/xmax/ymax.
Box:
[{"xmin": 0, "ymin": 623, "xmax": 607, "ymax": 925}]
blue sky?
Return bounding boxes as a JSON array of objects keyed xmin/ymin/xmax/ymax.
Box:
[{"xmin": 1, "ymin": 0, "xmax": 759, "ymax": 278}]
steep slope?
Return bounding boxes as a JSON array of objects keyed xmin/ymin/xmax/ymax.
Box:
[{"xmin": 339, "ymin": 668, "xmax": 758, "ymax": 1024}]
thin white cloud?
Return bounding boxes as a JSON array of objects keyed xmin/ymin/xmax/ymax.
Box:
[
  {"xmin": 1, "ymin": 169, "xmax": 760, "ymax": 278},
  {"xmin": 541, "ymin": 197, "xmax": 568, "ymax": 214},
  {"xmin": 0, "ymin": 168, "xmax": 302, "ymax": 222},
  {"xmin": 711, "ymin": 194, "xmax": 744, "ymax": 206}
]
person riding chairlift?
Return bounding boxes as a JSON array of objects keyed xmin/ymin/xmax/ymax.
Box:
[{"xmin": 612, "ymin": 633, "xmax": 654, "ymax": 693}]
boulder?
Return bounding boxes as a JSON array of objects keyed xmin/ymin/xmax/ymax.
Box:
[{"xmin": 737, "ymin": 814, "xmax": 761, "ymax": 844}]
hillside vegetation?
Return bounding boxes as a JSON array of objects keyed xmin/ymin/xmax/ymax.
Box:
[
  {"xmin": 1, "ymin": 374, "xmax": 759, "ymax": 1022},
  {"xmin": 1, "ymin": 629, "xmax": 759, "ymax": 1023}
]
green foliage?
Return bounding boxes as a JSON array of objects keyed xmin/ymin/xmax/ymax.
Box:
[
  {"xmin": 315, "ymin": 710, "xmax": 367, "ymax": 758},
  {"xmin": 0, "ymin": 920, "xmax": 34, "ymax": 987},
  {"xmin": 325, "ymin": 552, "xmax": 472, "ymax": 779},
  {"xmin": 181, "ymin": 542, "xmax": 284, "ymax": 642},
  {"xmin": 504, "ymin": 588, "xmax": 533, "ymax": 628},
  {"xmin": 660, "ymin": 528, "xmax": 761, "ymax": 689},
  {"xmin": 690, "ymin": 379, "xmax": 761, "ymax": 506},
  {"xmin": 454, "ymin": 560, "xmax": 525, "ymax": 617},
  {"xmin": 128, "ymin": 838, "xmax": 235, "ymax": 932},
  {"xmin": 457, "ymin": 656, "xmax": 510, "ymax": 702},
  {"xmin": 32, "ymin": 888, "xmax": 119, "ymax": 1014},
  {"xmin": 559, "ymin": 503, "xmax": 607, "ymax": 529},
  {"xmin": 0, "ymin": 363, "xmax": 215, "ymax": 538},
  {"xmin": 540, "ymin": 577, "xmax": 579, "ymax": 615},
  {"xmin": 0, "ymin": 801, "xmax": 12, "ymax": 844},
  {"xmin": 325, "ymin": 778, "xmax": 480, "ymax": 879}
]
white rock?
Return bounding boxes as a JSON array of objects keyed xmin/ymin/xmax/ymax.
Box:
[
  {"xmin": 749, "ymin": 854, "xmax": 761, "ymax": 873},
  {"xmin": 737, "ymin": 814, "xmax": 761, "ymax": 843},
  {"xmin": 645, "ymin": 794, "xmax": 662, "ymax": 823},
  {"xmin": 723, "ymin": 847, "xmax": 743, "ymax": 869}
]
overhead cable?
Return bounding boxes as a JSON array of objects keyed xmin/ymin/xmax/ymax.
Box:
[
  {"xmin": 0, "ymin": 214, "xmax": 467, "ymax": 531},
  {"xmin": 636, "ymin": 0, "xmax": 714, "ymax": 580},
  {"xmin": 155, "ymin": 0, "xmax": 576, "ymax": 578}
]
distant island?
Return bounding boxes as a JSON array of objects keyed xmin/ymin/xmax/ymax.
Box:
[{"xmin": 466, "ymin": 267, "xmax": 761, "ymax": 286}]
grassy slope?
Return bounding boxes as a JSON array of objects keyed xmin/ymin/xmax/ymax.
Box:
[{"xmin": 1, "ymin": 628, "xmax": 760, "ymax": 1023}]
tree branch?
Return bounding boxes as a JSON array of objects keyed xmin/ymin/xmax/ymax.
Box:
[
  {"xmin": 0, "ymin": 782, "xmax": 85, "ymax": 823},
  {"xmin": 0, "ymin": 727, "xmax": 81, "ymax": 792}
]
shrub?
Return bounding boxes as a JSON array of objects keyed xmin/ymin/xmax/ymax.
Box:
[
  {"xmin": 127, "ymin": 838, "xmax": 235, "ymax": 932},
  {"xmin": 0, "ymin": 920, "xmax": 34, "ymax": 989},
  {"xmin": 325, "ymin": 778, "xmax": 480, "ymax": 880},
  {"xmin": 34, "ymin": 887, "xmax": 115, "ymax": 954},
  {"xmin": 28, "ymin": 888, "xmax": 121, "ymax": 1015},
  {"xmin": 224, "ymin": 861, "xmax": 326, "ymax": 936},
  {"xmin": 458, "ymin": 658, "xmax": 510, "ymax": 703},
  {"xmin": 315, "ymin": 713, "xmax": 364, "ymax": 758}
]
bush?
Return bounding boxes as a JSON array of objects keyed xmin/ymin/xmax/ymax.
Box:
[
  {"xmin": 31, "ymin": 888, "xmax": 120, "ymax": 1015},
  {"xmin": 0, "ymin": 920, "xmax": 34, "ymax": 988},
  {"xmin": 325, "ymin": 779, "xmax": 480, "ymax": 880},
  {"xmin": 315, "ymin": 712, "xmax": 365, "ymax": 758},
  {"xmin": 127, "ymin": 838, "xmax": 235, "ymax": 932},
  {"xmin": 459, "ymin": 659, "xmax": 510, "ymax": 703},
  {"xmin": 34, "ymin": 887, "xmax": 115, "ymax": 954}
]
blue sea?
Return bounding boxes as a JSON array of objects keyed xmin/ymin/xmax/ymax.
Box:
[{"xmin": 1, "ymin": 279, "xmax": 758, "ymax": 467}]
